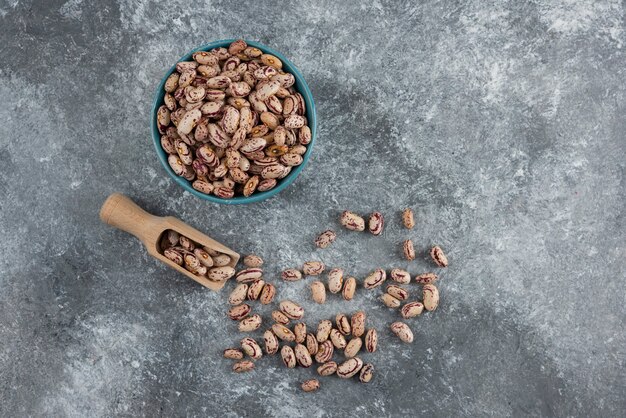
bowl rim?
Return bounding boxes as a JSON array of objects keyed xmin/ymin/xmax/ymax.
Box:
[{"xmin": 151, "ymin": 39, "xmax": 317, "ymax": 205}]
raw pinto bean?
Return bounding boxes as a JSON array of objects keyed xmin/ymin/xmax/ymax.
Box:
[
  {"xmin": 317, "ymin": 361, "xmax": 337, "ymax": 376},
  {"xmin": 294, "ymin": 323, "xmax": 307, "ymax": 344},
  {"xmin": 390, "ymin": 268, "xmax": 411, "ymax": 284},
  {"xmin": 390, "ymin": 322, "xmax": 413, "ymax": 343},
  {"xmin": 224, "ymin": 348, "xmax": 244, "ymax": 360},
  {"xmin": 368, "ymin": 211, "xmax": 384, "ymax": 235},
  {"xmin": 344, "ymin": 337, "xmax": 362, "ymax": 358},
  {"xmin": 272, "ymin": 323, "xmax": 296, "ymax": 342},
  {"xmin": 295, "ymin": 343, "xmax": 313, "ymax": 367},
  {"xmin": 272, "ymin": 310, "xmax": 290, "ymax": 325},
  {"xmin": 403, "ymin": 239, "xmax": 416, "ymax": 260},
  {"xmin": 337, "ymin": 358, "xmax": 363, "ymax": 379},
  {"xmin": 340, "ymin": 211, "xmax": 365, "ymax": 231},
  {"xmin": 306, "ymin": 333, "xmax": 319, "ymax": 356},
  {"xmin": 359, "ymin": 364, "xmax": 374, "ymax": 383},
  {"xmin": 387, "ymin": 285, "xmax": 409, "ymax": 301},
  {"xmin": 422, "ymin": 284, "xmax": 440, "ymax": 311},
  {"xmin": 238, "ymin": 314, "xmax": 262, "ymax": 332},
  {"xmin": 351, "ymin": 311, "xmax": 366, "ymax": 337},
  {"xmin": 327, "ymin": 268, "xmax": 344, "ymax": 294},
  {"xmin": 415, "ymin": 272, "xmax": 438, "ymax": 284},
  {"xmin": 280, "ymin": 345, "xmax": 296, "ymax": 368},
  {"xmin": 246, "ymin": 279, "xmax": 265, "ymax": 300},
  {"xmin": 315, "ymin": 340, "xmax": 334, "ymax": 363},
  {"xmin": 240, "ymin": 337, "xmax": 262, "ymax": 359},
  {"xmin": 335, "ymin": 314, "xmax": 351, "ymax": 336},
  {"xmin": 330, "ymin": 329, "xmax": 347, "ymax": 349},
  {"xmin": 401, "ymin": 301, "xmax": 424, "ymax": 319},
  {"xmin": 227, "ymin": 304, "xmax": 251, "ymax": 321},
  {"xmin": 402, "ymin": 208, "xmax": 415, "ymax": 229},
  {"xmin": 279, "ymin": 300, "xmax": 304, "ymax": 320},
  {"xmin": 342, "ymin": 277, "xmax": 356, "ymax": 301},
  {"xmin": 281, "ymin": 268, "xmax": 302, "ymax": 281},
  {"xmin": 363, "ymin": 268, "xmax": 386, "ymax": 289},
  {"xmin": 430, "ymin": 245, "xmax": 449, "ymax": 267},
  {"xmin": 301, "ymin": 379, "xmax": 320, "ymax": 392},
  {"xmin": 258, "ymin": 282, "xmax": 276, "ymax": 305},
  {"xmin": 233, "ymin": 361, "xmax": 255, "ymax": 373},
  {"xmin": 310, "ymin": 281, "xmax": 326, "ymax": 304},
  {"xmin": 316, "ymin": 320, "xmax": 332, "ymax": 343},
  {"xmin": 263, "ymin": 329, "xmax": 279, "ymax": 355},
  {"xmin": 303, "ymin": 261, "xmax": 325, "ymax": 276}
]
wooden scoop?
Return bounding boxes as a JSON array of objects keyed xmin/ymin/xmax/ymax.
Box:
[{"xmin": 99, "ymin": 193, "xmax": 239, "ymax": 291}]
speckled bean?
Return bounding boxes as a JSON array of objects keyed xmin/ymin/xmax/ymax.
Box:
[
  {"xmin": 337, "ymin": 357, "xmax": 363, "ymax": 379},
  {"xmin": 310, "ymin": 281, "xmax": 326, "ymax": 304}
]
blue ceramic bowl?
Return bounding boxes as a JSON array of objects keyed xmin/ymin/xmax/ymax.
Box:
[{"xmin": 151, "ymin": 39, "xmax": 316, "ymax": 204}]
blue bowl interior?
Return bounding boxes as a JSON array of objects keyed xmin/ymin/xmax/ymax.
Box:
[{"xmin": 151, "ymin": 39, "xmax": 317, "ymax": 205}]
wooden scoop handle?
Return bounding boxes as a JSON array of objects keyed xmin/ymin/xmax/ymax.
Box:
[{"xmin": 99, "ymin": 193, "xmax": 163, "ymax": 246}]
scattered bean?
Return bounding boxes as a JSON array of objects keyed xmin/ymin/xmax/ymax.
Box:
[
  {"xmin": 337, "ymin": 357, "xmax": 363, "ymax": 379},
  {"xmin": 340, "ymin": 211, "xmax": 365, "ymax": 231},
  {"xmin": 263, "ymin": 329, "xmax": 279, "ymax": 355},
  {"xmin": 368, "ymin": 211, "xmax": 384, "ymax": 236},
  {"xmin": 272, "ymin": 323, "xmax": 296, "ymax": 342},
  {"xmin": 233, "ymin": 360, "xmax": 255, "ymax": 373},
  {"xmin": 294, "ymin": 323, "xmax": 307, "ymax": 344},
  {"xmin": 351, "ymin": 311, "xmax": 366, "ymax": 337},
  {"xmin": 306, "ymin": 333, "xmax": 319, "ymax": 355},
  {"xmin": 241, "ymin": 337, "xmax": 263, "ymax": 359},
  {"xmin": 344, "ymin": 337, "xmax": 362, "ymax": 358},
  {"xmin": 279, "ymin": 300, "xmax": 304, "ymax": 320},
  {"xmin": 430, "ymin": 245, "xmax": 448, "ymax": 267},
  {"xmin": 280, "ymin": 345, "xmax": 296, "ymax": 368},
  {"xmin": 327, "ymin": 268, "xmax": 344, "ymax": 294},
  {"xmin": 224, "ymin": 348, "xmax": 244, "ymax": 360},
  {"xmin": 259, "ymin": 283, "xmax": 276, "ymax": 305},
  {"xmin": 227, "ymin": 304, "xmax": 251, "ymax": 320},
  {"xmin": 246, "ymin": 279, "xmax": 265, "ymax": 300},
  {"xmin": 364, "ymin": 268, "xmax": 386, "ymax": 289},
  {"xmin": 238, "ymin": 314, "xmax": 262, "ymax": 332},
  {"xmin": 422, "ymin": 284, "xmax": 439, "ymax": 311},
  {"xmin": 390, "ymin": 322, "xmax": 413, "ymax": 343},
  {"xmin": 295, "ymin": 343, "xmax": 313, "ymax": 367},
  {"xmin": 316, "ymin": 320, "xmax": 333, "ymax": 343},
  {"xmin": 401, "ymin": 301, "xmax": 424, "ymax": 319},
  {"xmin": 387, "ymin": 284, "xmax": 409, "ymax": 301},
  {"xmin": 330, "ymin": 329, "xmax": 347, "ymax": 349},
  {"xmin": 317, "ymin": 361, "xmax": 338, "ymax": 376},
  {"xmin": 311, "ymin": 281, "xmax": 326, "ymax": 304},
  {"xmin": 403, "ymin": 239, "xmax": 416, "ymax": 260},
  {"xmin": 301, "ymin": 379, "xmax": 320, "ymax": 392},
  {"xmin": 271, "ymin": 310, "xmax": 290, "ymax": 325},
  {"xmin": 415, "ymin": 272, "xmax": 438, "ymax": 284},
  {"xmin": 243, "ymin": 254, "xmax": 264, "ymax": 268},
  {"xmin": 390, "ymin": 268, "xmax": 411, "ymax": 284},
  {"xmin": 342, "ymin": 276, "xmax": 356, "ymax": 301},
  {"xmin": 303, "ymin": 261, "xmax": 325, "ymax": 276},
  {"xmin": 281, "ymin": 268, "xmax": 302, "ymax": 281},
  {"xmin": 315, "ymin": 340, "xmax": 334, "ymax": 363},
  {"xmin": 402, "ymin": 208, "xmax": 415, "ymax": 229},
  {"xmin": 315, "ymin": 230, "xmax": 337, "ymax": 249},
  {"xmin": 359, "ymin": 363, "xmax": 374, "ymax": 383}
]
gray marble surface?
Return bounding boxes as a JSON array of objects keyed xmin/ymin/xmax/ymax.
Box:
[{"xmin": 1, "ymin": 0, "xmax": 625, "ymax": 416}]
